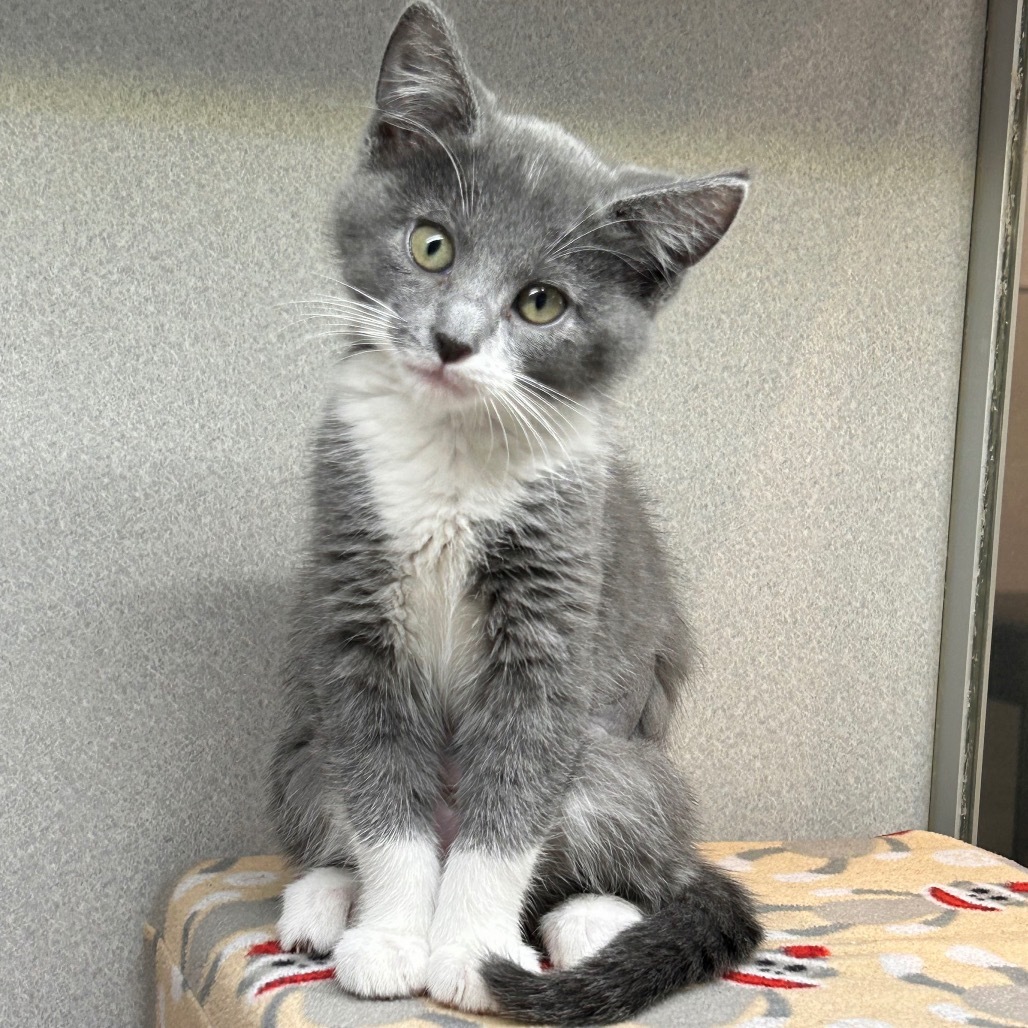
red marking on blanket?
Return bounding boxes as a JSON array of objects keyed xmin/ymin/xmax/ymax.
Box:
[
  {"xmin": 928, "ymin": 886, "xmax": 1000, "ymax": 910},
  {"xmin": 255, "ymin": 969, "xmax": 335, "ymax": 996},
  {"xmin": 724, "ymin": 970, "xmax": 817, "ymax": 989},
  {"xmin": 881, "ymin": 829, "xmax": 913, "ymax": 837},
  {"xmin": 781, "ymin": 945, "xmax": 830, "ymax": 959},
  {"xmin": 1008, "ymin": 881, "xmax": 1028, "ymax": 893},
  {"xmin": 247, "ymin": 941, "xmax": 284, "ymax": 957}
]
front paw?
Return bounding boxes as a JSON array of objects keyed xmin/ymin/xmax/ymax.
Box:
[
  {"xmin": 278, "ymin": 866, "xmax": 356, "ymax": 955},
  {"xmin": 333, "ymin": 927, "xmax": 429, "ymax": 998},
  {"xmin": 427, "ymin": 939, "xmax": 541, "ymax": 1013}
]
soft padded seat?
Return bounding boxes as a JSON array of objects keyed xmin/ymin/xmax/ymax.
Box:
[{"xmin": 148, "ymin": 831, "xmax": 1028, "ymax": 1027}]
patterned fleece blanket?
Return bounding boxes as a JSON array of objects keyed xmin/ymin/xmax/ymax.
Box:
[{"xmin": 147, "ymin": 831, "xmax": 1028, "ymax": 1027}]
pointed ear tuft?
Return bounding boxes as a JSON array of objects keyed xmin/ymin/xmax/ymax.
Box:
[
  {"xmin": 601, "ymin": 171, "xmax": 749, "ymax": 301},
  {"xmin": 370, "ymin": 2, "xmax": 478, "ymax": 158}
]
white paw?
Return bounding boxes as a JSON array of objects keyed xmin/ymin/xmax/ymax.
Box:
[
  {"xmin": 333, "ymin": 926, "xmax": 429, "ymax": 998},
  {"xmin": 427, "ymin": 937, "xmax": 541, "ymax": 1013},
  {"xmin": 277, "ymin": 866, "xmax": 357, "ymax": 954},
  {"xmin": 540, "ymin": 894, "xmax": 643, "ymax": 969}
]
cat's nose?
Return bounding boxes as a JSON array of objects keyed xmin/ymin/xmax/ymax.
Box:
[{"xmin": 433, "ymin": 332, "xmax": 474, "ymax": 364}]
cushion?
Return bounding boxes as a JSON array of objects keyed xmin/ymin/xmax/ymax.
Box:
[{"xmin": 147, "ymin": 831, "xmax": 1028, "ymax": 1027}]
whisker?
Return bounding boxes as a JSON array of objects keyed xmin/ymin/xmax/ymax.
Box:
[
  {"xmin": 502, "ymin": 385, "xmax": 577, "ymax": 475},
  {"xmin": 480, "ymin": 391, "xmax": 496, "ymax": 463},
  {"xmin": 510, "ymin": 380, "xmax": 578, "ymax": 436},
  {"xmin": 545, "ymin": 199, "xmax": 602, "ymax": 257},
  {"xmin": 302, "ymin": 329, "xmax": 391, "ymax": 345},
  {"xmin": 484, "ymin": 394, "xmax": 512, "ymax": 473},
  {"xmin": 493, "ymin": 390, "xmax": 542, "ymax": 465},
  {"xmin": 285, "ymin": 297, "xmax": 397, "ymax": 324},
  {"xmin": 506, "ymin": 386, "xmax": 581, "ymax": 481},
  {"xmin": 550, "ymin": 215, "xmax": 693, "ymax": 262},
  {"xmin": 286, "ymin": 308, "xmax": 393, "ymax": 325},
  {"xmin": 280, "ymin": 312, "xmax": 394, "ymax": 336},
  {"xmin": 311, "ymin": 272, "xmax": 408, "ymax": 324},
  {"xmin": 513, "ymin": 375, "xmax": 599, "ymax": 418},
  {"xmin": 555, "ymin": 244, "xmax": 652, "ymax": 277},
  {"xmin": 288, "ymin": 338, "xmax": 391, "ymax": 363},
  {"xmin": 536, "ymin": 375, "xmax": 621, "ymax": 412},
  {"xmin": 290, "ymin": 292, "xmax": 393, "ymax": 310},
  {"xmin": 284, "ymin": 322, "xmax": 393, "ymax": 345}
]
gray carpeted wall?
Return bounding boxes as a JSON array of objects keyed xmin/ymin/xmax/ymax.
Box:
[{"xmin": 0, "ymin": 1, "xmax": 986, "ymax": 1024}]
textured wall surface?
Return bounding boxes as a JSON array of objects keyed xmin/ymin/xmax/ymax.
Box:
[{"xmin": 0, "ymin": 1, "xmax": 985, "ymax": 1024}]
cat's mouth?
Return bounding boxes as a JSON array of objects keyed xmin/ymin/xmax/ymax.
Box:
[{"xmin": 402, "ymin": 359, "xmax": 477, "ymax": 399}]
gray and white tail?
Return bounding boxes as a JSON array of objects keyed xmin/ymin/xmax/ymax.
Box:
[{"xmin": 483, "ymin": 862, "xmax": 763, "ymax": 1026}]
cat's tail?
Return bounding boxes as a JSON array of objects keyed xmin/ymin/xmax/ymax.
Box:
[{"xmin": 482, "ymin": 861, "xmax": 762, "ymax": 1026}]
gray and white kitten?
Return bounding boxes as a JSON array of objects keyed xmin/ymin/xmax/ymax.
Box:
[{"xmin": 268, "ymin": 3, "xmax": 762, "ymax": 1024}]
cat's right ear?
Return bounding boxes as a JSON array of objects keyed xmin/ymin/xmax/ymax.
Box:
[{"xmin": 368, "ymin": 2, "xmax": 478, "ymax": 160}]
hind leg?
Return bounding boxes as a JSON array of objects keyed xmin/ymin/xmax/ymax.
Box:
[
  {"xmin": 541, "ymin": 894, "xmax": 644, "ymax": 969},
  {"xmin": 528, "ymin": 733, "xmax": 699, "ymax": 956},
  {"xmin": 483, "ymin": 736, "xmax": 760, "ymax": 1021}
]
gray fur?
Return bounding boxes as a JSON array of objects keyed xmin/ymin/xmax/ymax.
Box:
[{"xmin": 268, "ymin": 2, "xmax": 760, "ymax": 1022}]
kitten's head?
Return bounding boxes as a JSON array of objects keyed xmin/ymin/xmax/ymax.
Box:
[{"xmin": 331, "ymin": 2, "xmax": 746, "ymax": 413}]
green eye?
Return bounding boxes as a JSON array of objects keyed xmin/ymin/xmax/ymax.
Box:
[
  {"xmin": 516, "ymin": 283, "xmax": 567, "ymax": 325},
  {"xmin": 409, "ymin": 223, "xmax": 454, "ymax": 272}
]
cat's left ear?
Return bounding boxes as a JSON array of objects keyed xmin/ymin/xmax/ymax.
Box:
[
  {"xmin": 368, "ymin": 2, "xmax": 478, "ymax": 160},
  {"xmin": 600, "ymin": 172, "xmax": 749, "ymax": 302}
]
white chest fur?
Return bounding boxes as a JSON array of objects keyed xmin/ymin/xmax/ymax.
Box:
[
  {"xmin": 334, "ymin": 355, "xmax": 600, "ymax": 702},
  {"xmin": 337, "ymin": 379, "xmax": 520, "ymax": 699}
]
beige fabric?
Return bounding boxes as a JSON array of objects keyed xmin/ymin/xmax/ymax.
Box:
[{"xmin": 150, "ymin": 831, "xmax": 1028, "ymax": 1027}]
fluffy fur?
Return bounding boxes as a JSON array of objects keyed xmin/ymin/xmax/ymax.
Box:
[{"xmin": 267, "ymin": 3, "xmax": 762, "ymax": 1023}]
